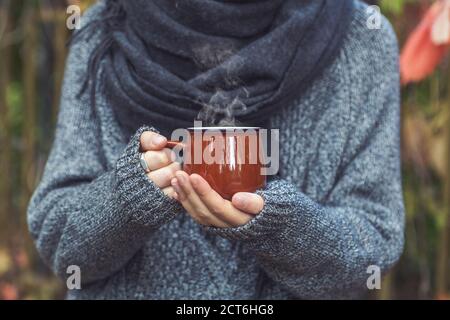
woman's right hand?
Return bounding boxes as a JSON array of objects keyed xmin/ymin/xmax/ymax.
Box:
[{"xmin": 140, "ymin": 131, "xmax": 180, "ymax": 199}]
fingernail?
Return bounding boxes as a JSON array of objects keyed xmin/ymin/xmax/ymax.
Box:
[
  {"xmin": 234, "ymin": 194, "xmax": 246, "ymax": 207},
  {"xmin": 171, "ymin": 179, "xmax": 182, "ymax": 194},
  {"xmin": 171, "ymin": 179, "xmax": 179, "ymax": 190},
  {"xmin": 176, "ymin": 172, "xmax": 186, "ymax": 184},
  {"xmin": 152, "ymin": 135, "xmax": 166, "ymax": 145},
  {"xmin": 190, "ymin": 175, "xmax": 198, "ymax": 187}
]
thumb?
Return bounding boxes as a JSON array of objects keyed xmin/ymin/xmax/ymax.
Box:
[{"xmin": 232, "ymin": 193, "xmax": 264, "ymax": 215}]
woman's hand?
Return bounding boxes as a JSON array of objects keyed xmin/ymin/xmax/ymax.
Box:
[
  {"xmin": 140, "ymin": 131, "xmax": 181, "ymax": 199},
  {"xmin": 171, "ymin": 171, "xmax": 264, "ymax": 228}
]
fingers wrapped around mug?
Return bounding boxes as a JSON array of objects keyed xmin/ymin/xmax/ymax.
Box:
[
  {"xmin": 171, "ymin": 171, "xmax": 264, "ymax": 228},
  {"xmin": 142, "ymin": 148, "xmax": 177, "ymax": 171},
  {"xmin": 147, "ymin": 161, "xmax": 181, "ymax": 189},
  {"xmin": 139, "ymin": 132, "xmax": 180, "ymax": 199}
]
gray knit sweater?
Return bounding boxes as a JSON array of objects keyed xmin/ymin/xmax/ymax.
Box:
[{"xmin": 28, "ymin": 1, "xmax": 404, "ymax": 299}]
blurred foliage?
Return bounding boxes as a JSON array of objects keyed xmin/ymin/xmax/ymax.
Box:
[
  {"xmin": 0, "ymin": 0, "xmax": 449, "ymax": 300},
  {"xmin": 380, "ymin": 0, "xmax": 418, "ymax": 14}
]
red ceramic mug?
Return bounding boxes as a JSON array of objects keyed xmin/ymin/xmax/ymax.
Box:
[{"xmin": 167, "ymin": 127, "xmax": 267, "ymax": 200}]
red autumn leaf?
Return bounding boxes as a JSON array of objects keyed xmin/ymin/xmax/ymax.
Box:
[
  {"xmin": 436, "ymin": 292, "xmax": 450, "ymax": 300},
  {"xmin": 400, "ymin": 1, "xmax": 450, "ymax": 85},
  {"xmin": 0, "ymin": 283, "xmax": 18, "ymax": 300}
]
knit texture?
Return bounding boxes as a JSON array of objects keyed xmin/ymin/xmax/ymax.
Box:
[{"xmin": 28, "ymin": 0, "xmax": 405, "ymax": 299}]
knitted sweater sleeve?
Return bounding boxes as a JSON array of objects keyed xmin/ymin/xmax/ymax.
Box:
[
  {"xmin": 207, "ymin": 14, "xmax": 405, "ymax": 299},
  {"xmin": 27, "ymin": 5, "xmax": 183, "ymax": 285}
]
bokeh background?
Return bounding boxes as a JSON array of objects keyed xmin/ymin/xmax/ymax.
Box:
[{"xmin": 0, "ymin": 0, "xmax": 449, "ymax": 300}]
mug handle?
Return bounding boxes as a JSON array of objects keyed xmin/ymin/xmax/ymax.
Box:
[{"xmin": 166, "ymin": 140, "xmax": 184, "ymax": 149}]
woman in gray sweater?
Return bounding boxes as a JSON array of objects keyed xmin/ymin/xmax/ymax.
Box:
[{"xmin": 28, "ymin": 0, "xmax": 404, "ymax": 299}]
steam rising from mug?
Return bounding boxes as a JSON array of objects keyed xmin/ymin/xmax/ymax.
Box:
[
  {"xmin": 193, "ymin": 45, "xmax": 248, "ymax": 127},
  {"xmin": 197, "ymin": 91, "xmax": 248, "ymax": 127}
]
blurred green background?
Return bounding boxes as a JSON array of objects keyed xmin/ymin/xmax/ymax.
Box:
[{"xmin": 0, "ymin": 0, "xmax": 449, "ymax": 300}]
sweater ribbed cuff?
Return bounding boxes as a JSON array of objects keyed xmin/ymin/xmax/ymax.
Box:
[
  {"xmin": 205, "ymin": 179, "xmax": 300, "ymax": 242},
  {"xmin": 115, "ymin": 126, "xmax": 183, "ymax": 227}
]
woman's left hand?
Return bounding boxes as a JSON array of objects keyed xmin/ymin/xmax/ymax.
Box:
[{"xmin": 171, "ymin": 171, "xmax": 264, "ymax": 228}]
